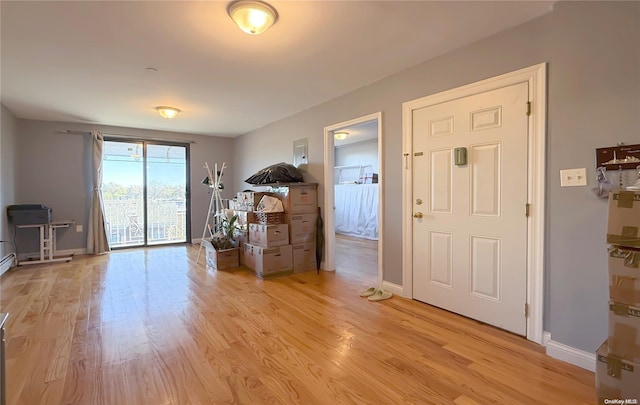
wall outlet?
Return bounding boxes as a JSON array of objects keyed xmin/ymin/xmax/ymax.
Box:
[
  {"xmin": 560, "ymin": 168, "xmax": 587, "ymax": 187},
  {"xmin": 76, "ymin": 224, "xmax": 83, "ymax": 232}
]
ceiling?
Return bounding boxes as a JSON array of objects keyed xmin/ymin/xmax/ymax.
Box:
[
  {"xmin": 1, "ymin": 1, "xmax": 554, "ymax": 137},
  {"xmin": 334, "ymin": 120, "xmax": 378, "ymax": 147}
]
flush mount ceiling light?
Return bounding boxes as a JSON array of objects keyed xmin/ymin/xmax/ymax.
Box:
[
  {"xmin": 334, "ymin": 131, "xmax": 349, "ymax": 141},
  {"xmin": 227, "ymin": 0, "xmax": 278, "ymax": 35},
  {"xmin": 155, "ymin": 106, "xmax": 181, "ymax": 119}
]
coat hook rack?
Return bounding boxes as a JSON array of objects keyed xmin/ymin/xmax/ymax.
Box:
[{"xmin": 595, "ymin": 143, "xmax": 640, "ymax": 171}]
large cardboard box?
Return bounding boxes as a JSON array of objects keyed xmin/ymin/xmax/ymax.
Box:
[
  {"xmin": 608, "ymin": 191, "xmax": 640, "ymax": 248},
  {"xmin": 248, "ymin": 223, "xmax": 289, "ymax": 247},
  {"xmin": 608, "ymin": 301, "xmax": 640, "ymax": 362},
  {"xmin": 609, "ymin": 247, "xmax": 640, "ymax": 307},
  {"xmin": 202, "ymin": 239, "xmax": 239, "ymax": 270},
  {"xmin": 285, "ymin": 213, "xmax": 317, "ymax": 244},
  {"xmin": 596, "ymin": 340, "xmax": 640, "ymax": 404},
  {"xmin": 243, "ymin": 243, "xmax": 293, "ymax": 279},
  {"xmin": 272, "ymin": 184, "xmax": 318, "ymax": 214},
  {"xmin": 292, "ymin": 242, "xmax": 316, "ymax": 273}
]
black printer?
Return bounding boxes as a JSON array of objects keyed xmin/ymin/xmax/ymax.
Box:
[{"xmin": 7, "ymin": 204, "xmax": 52, "ymax": 225}]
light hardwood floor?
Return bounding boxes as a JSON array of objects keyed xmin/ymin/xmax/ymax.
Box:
[
  {"xmin": 335, "ymin": 234, "xmax": 378, "ymax": 281},
  {"xmin": 0, "ymin": 241, "xmax": 595, "ymax": 404}
]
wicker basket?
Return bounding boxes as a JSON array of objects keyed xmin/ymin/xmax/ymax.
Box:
[{"xmin": 255, "ymin": 211, "xmax": 284, "ymax": 225}]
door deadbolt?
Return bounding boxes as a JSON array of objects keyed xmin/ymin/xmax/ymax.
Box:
[
  {"xmin": 416, "ymin": 199, "xmax": 423, "ymax": 205},
  {"xmin": 413, "ymin": 212, "xmax": 424, "ymax": 219}
]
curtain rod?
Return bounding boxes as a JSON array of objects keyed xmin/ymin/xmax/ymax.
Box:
[{"xmin": 61, "ymin": 130, "xmax": 197, "ymax": 144}]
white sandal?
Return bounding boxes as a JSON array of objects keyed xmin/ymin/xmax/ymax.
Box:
[
  {"xmin": 367, "ymin": 290, "xmax": 392, "ymax": 301},
  {"xmin": 359, "ymin": 287, "xmax": 377, "ymax": 297}
]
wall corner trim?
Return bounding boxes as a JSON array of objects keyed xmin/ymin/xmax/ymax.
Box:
[
  {"xmin": 543, "ymin": 331, "xmax": 596, "ymax": 372},
  {"xmin": 381, "ymin": 281, "xmax": 403, "ymax": 297}
]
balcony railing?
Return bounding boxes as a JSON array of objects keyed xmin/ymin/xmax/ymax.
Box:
[{"xmin": 103, "ymin": 199, "xmax": 186, "ymax": 248}]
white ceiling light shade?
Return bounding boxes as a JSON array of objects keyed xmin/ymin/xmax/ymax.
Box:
[
  {"xmin": 334, "ymin": 131, "xmax": 349, "ymax": 141},
  {"xmin": 227, "ymin": 0, "xmax": 278, "ymax": 35},
  {"xmin": 155, "ymin": 106, "xmax": 181, "ymax": 119}
]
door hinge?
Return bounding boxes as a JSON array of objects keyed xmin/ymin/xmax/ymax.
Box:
[
  {"xmin": 525, "ymin": 203, "xmax": 530, "ymax": 217},
  {"xmin": 526, "ymin": 101, "xmax": 532, "ymax": 116},
  {"xmin": 525, "ymin": 303, "xmax": 529, "ymax": 317}
]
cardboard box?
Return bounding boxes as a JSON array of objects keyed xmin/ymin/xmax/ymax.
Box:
[
  {"xmin": 608, "ymin": 191, "xmax": 640, "ymax": 248},
  {"xmin": 609, "ymin": 247, "xmax": 640, "ymax": 307},
  {"xmin": 243, "ymin": 243, "xmax": 293, "ymax": 279},
  {"xmin": 285, "ymin": 213, "xmax": 317, "ymax": 244},
  {"xmin": 202, "ymin": 239, "xmax": 239, "ymax": 270},
  {"xmin": 248, "ymin": 223, "xmax": 289, "ymax": 247},
  {"xmin": 236, "ymin": 232, "xmax": 248, "ymax": 265},
  {"xmin": 608, "ymin": 301, "xmax": 640, "ymax": 362},
  {"xmin": 292, "ymin": 242, "xmax": 316, "ymax": 273},
  {"xmin": 596, "ymin": 340, "xmax": 640, "ymax": 404},
  {"xmin": 272, "ymin": 184, "xmax": 318, "ymax": 214},
  {"xmin": 233, "ymin": 210, "xmax": 258, "ymax": 226},
  {"xmin": 236, "ymin": 192, "xmax": 274, "ymax": 211}
]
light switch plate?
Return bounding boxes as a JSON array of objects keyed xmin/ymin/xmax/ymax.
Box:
[{"xmin": 560, "ymin": 168, "xmax": 587, "ymax": 187}]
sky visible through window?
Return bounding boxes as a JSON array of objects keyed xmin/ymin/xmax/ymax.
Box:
[
  {"xmin": 102, "ymin": 141, "xmax": 186, "ymax": 188},
  {"xmin": 101, "ymin": 141, "xmax": 188, "ymax": 246}
]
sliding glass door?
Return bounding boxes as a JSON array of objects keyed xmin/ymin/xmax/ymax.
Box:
[
  {"xmin": 102, "ymin": 139, "xmax": 190, "ymax": 248},
  {"xmin": 145, "ymin": 144, "xmax": 188, "ymax": 245}
]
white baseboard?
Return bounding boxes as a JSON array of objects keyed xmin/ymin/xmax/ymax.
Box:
[
  {"xmin": 60, "ymin": 248, "xmax": 87, "ymax": 256},
  {"xmin": 1, "ymin": 253, "xmax": 17, "ymax": 276},
  {"xmin": 543, "ymin": 331, "xmax": 596, "ymax": 372},
  {"xmin": 381, "ymin": 281, "xmax": 403, "ymax": 296},
  {"xmin": 18, "ymin": 248, "xmax": 87, "ymax": 261}
]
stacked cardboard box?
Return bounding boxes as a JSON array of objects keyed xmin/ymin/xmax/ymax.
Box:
[
  {"xmin": 243, "ymin": 243, "xmax": 293, "ymax": 279},
  {"xmin": 597, "ymin": 190, "xmax": 640, "ymax": 404},
  {"xmin": 231, "ymin": 210, "xmax": 257, "ymax": 265},
  {"xmin": 272, "ymin": 183, "xmax": 318, "ymax": 273},
  {"xmin": 240, "ymin": 184, "xmax": 319, "ymax": 278},
  {"xmin": 239, "ymin": 190, "xmax": 292, "ymax": 278},
  {"xmin": 271, "ymin": 183, "xmax": 318, "ymax": 214},
  {"xmin": 241, "ymin": 216, "xmax": 293, "ymax": 278}
]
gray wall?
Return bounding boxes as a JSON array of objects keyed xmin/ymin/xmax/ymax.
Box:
[
  {"xmin": 335, "ymin": 139, "xmax": 379, "ymax": 181},
  {"xmin": 233, "ymin": 1, "xmax": 640, "ymax": 353},
  {"xmin": 1, "ymin": 105, "xmax": 18, "ymax": 260},
  {"xmin": 14, "ymin": 119, "xmax": 235, "ymax": 252}
]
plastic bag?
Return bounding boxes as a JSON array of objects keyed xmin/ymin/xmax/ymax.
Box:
[
  {"xmin": 256, "ymin": 196, "xmax": 284, "ymax": 213},
  {"xmin": 245, "ymin": 162, "xmax": 304, "ymax": 185}
]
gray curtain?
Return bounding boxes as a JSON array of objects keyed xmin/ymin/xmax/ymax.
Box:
[{"xmin": 87, "ymin": 130, "xmax": 110, "ymax": 254}]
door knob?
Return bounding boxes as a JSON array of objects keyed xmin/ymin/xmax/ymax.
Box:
[{"xmin": 413, "ymin": 212, "xmax": 423, "ymax": 219}]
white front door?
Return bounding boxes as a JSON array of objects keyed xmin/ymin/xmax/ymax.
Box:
[{"xmin": 412, "ymin": 82, "xmax": 529, "ymax": 335}]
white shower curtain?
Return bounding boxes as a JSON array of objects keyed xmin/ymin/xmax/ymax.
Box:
[{"xmin": 87, "ymin": 130, "xmax": 110, "ymax": 254}]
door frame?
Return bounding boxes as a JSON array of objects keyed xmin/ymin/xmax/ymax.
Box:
[
  {"xmin": 401, "ymin": 63, "xmax": 546, "ymax": 344},
  {"xmin": 322, "ymin": 112, "xmax": 383, "ymax": 287}
]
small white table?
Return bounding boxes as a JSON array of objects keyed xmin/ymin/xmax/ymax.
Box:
[{"xmin": 16, "ymin": 220, "xmax": 75, "ymax": 266}]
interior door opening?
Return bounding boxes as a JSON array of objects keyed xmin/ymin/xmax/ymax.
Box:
[
  {"xmin": 323, "ymin": 112, "xmax": 383, "ymax": 288},
  {"xmin": 102, "ymin": 139, "xmax": 190, "ymax": 248}
]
